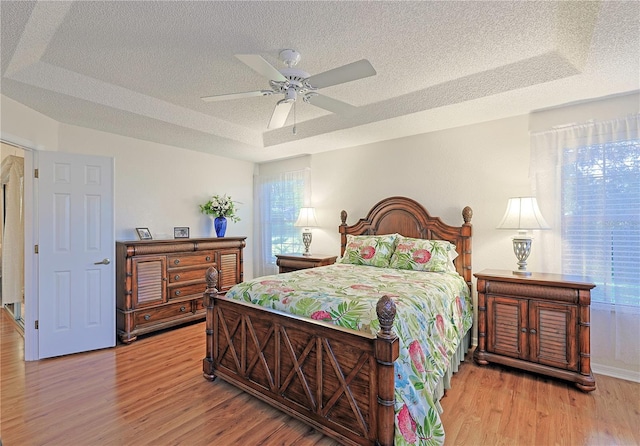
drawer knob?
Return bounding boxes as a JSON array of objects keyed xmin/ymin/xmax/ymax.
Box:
[
  {"xmin": 174, "ymin": 274, "xmax": 180, "ymax": 280},
  {"xmin": 174, "ymin": 259, "xmax": 180, "ymax": 265},
  {"xmin": 206, "ymin": 256, "xmax": 211, "ymax": 262},
  {"xmin": 144, "ymin": 314, "xmax": 151, "ymax": 321},
  {"xmin": 521, "ymin": 328, "xmax": 527, "ymax": 333},
  {"xmin": 175, "ymin": 290, "xmax": 181, "ymax": 296},
  {"xmin": 180, "ymin": 306, "xmax": 186, "ymax": 312},
  {"xmin": 530, "ymin": 329, "xmax": 537, "ymax": 335}
]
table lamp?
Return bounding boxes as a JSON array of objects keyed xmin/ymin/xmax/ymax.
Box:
[
  {"xmin": 497, "ymin": 197, "xmax": 550, "ymax": 275},
  {"xmin": 294, "ymin": 207, "xmax": 318, "ymax": 256}
]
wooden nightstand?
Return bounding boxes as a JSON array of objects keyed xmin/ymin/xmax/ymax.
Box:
[
  {"xmin": 275, "ymin": 253, "xmax": 338, "ymax": 273},
  {"xmin": 473, "ymin": 269, "xmax": 596, "ymax": 392}
]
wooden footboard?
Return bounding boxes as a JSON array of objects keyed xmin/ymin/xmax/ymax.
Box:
[{"xmin": 202, "ymin": 267, "xmax": 399, "ymax": 446}]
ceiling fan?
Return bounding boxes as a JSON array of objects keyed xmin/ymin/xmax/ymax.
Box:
[{"xmin": 201, "ymin": 49, "xmax": 376, "ymax": 130}]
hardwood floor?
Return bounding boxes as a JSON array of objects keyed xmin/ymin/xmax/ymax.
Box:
[
  {"xmin": 0, "ymin": 310, "xmax": 338, "ymax": 446},
  {"xmin": 2, "ymin": 309, "xmax": 639, "ymax": 445},
  {"xmin": 439, "ymin": 354, "xmax": 640, "ymax": 445}
]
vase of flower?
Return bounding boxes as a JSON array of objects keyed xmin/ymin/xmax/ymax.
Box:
[
  {"xmin": 200, "ymin": 194, "xmax": 240, "ymax": 238},
  {"xmin": 214, "ymin": 216, "xmax": 227, "ymax": 237}
]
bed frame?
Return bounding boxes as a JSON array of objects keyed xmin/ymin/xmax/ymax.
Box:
[{"xmin": 202, "ymin": 196, "xmax": 472, "ymax": 445}]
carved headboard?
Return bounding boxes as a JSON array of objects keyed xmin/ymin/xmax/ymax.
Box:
[{"xmin": 339, "ymin": 196, "xmax": 473, "ymax": 287}]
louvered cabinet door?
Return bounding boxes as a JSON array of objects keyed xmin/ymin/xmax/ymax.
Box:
[
  {"xmin": 216, "ymin": 249, "xmax": 242, "ymax": 293},
  {"xmin": 487, "ymin": 295, "xmax": 528, "ymax": 360},
  {"xmin": 529, "ymin": 300, "xmax": 578, "ymax": 371},
  {"xmin": 132, "ymin": 255, "xmax": 167, "ymax": 307}
]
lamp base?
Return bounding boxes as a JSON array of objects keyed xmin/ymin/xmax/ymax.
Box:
[
  {"xmin": 512, "ymin": 270, "xmax": 532, "ymax": 276},
  {"xmin": 302, "ymin": 229, "xmax": 312, "ymax": 256},
  {"xmin": 511, "ymin": 234, "xmax": 533, "ymax": 276}
]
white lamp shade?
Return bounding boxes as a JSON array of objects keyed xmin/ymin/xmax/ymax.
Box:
[
  {"xmin": 294, "ymin": 207, "xmax": 318, "ymax": 228},
  {"xmin": 497, "ymin": 197, "xmax": 550, "ymax": 230}
]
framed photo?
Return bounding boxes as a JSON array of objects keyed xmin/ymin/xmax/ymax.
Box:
[
  {"xmin": 174, "ymin": 227, "xmax": 190, "ymax": 239},
  {"xmin": 136, "ymin": 227, "xmax": 152, "ymax": 240}
]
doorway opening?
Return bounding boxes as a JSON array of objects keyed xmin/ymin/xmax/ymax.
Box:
[{"xmin": 1, "ymin": 142, "xmax": 25, "ymax": 331}]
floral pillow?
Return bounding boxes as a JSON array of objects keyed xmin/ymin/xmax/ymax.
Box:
[
  {"xmin": 338, "ymin": 234, "xmax": 398, "ymax": 267},
  {"xmin": 389, "ymin": 236, "xmax": 458, "ymax": 272}
]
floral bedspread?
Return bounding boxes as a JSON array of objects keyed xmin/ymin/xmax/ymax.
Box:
[{"xmin": 225, "ymin": 263, "xmax": 472, "ymax": 445}]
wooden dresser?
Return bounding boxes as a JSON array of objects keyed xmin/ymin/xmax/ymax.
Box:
[
  {"xmin": 275, "ymin": 253, "xmax": 337, "ymax": 273},
  {"xmin": 473, "ymin": 269, "xmax": 596, "ymax": 391},
  {"xmin": 116, "ymin": 237, "xmax": 245, "ymax": 343}
]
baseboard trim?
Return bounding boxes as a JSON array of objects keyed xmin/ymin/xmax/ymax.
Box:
[{"xmin": 592, "ymin": 362, "xmax": 640, "ymax": 383}]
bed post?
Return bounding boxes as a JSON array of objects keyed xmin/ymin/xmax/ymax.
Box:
[
  {"xmin": 339, "ymin": 209, "xmax": 348, "ymax": 256},
  {"xmin": 461, "ymin": 206, "xmax": 473, "ymax": 289},
  {"xmin": 202, "ymin": 266, "xmax": 218, "ymax": 381},
  {"xmin": 375, "ymin": 295, "xmax": 399, "ymax": 446}
]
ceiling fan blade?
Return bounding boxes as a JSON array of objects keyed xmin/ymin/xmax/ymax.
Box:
[
  {"xmin": 267, "ymin": 101, "xmax": 293, "ymax": 129},
  {"xmin": 201, "ymin": 90, "xmax": 273, "ymax": 102},
  {"xmin": 305, "ymin": 94, "xmax": 356, "ymax": 115},
  {"xmin": 305, "ymin": 59, "xmax": 376, "ymax": 89},
  {"xmin": 235, "ymin": 54, "xmax": 287, "ymax": 82}
]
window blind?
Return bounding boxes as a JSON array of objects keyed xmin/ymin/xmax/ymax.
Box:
[
  {"xmin": 266, "ymin": 174, "xmax": 305, "ymax": 258},
  {"xmin": 561, "ymin": 139, "xmax": 640, "ymax": 306}
]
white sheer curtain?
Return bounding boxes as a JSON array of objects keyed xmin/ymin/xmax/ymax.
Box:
[
  {"xmin": 1, "ymin": 155, "xmax": 25, "ymax": 305},
  {"xmin": 530, "ymin": 114, "xmax": 640, "ymax": 275},
  {"xmin": 253, "ymin": 168, "xmax": 308, "ymax": 277},
  {"xmin": 530, "ymin": 114, "xmax": 639, "ymax": 364}
]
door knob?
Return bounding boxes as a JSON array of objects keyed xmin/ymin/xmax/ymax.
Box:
[{"xmin": 94, "ymin": 258, "xmax": 111, "ymax": 265}]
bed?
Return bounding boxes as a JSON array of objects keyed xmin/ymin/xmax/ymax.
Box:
[{"xmin": 202, "ymin": 196, "xmax": 473, "ymax": 445}]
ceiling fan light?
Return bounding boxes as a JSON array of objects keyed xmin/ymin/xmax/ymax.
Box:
[{"xmin": 282, "ymin": 88, "xmax": 297, "ymax": 103}]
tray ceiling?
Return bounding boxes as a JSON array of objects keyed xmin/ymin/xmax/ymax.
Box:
[{"xmin": 1, "ymin": 1, "xmax": 638, "ymax": 162}]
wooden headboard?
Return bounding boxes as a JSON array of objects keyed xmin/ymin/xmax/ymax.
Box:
[{"xmin": 339, "ymin": 196, "xmax": 473, "ymax": 287}]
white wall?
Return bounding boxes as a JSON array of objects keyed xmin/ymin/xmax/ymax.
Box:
[
  {"xmin": 308, "ymin": 114, "xmax": 534, "ymax": 276},
  {"xmin": 1, "ymin": 95, "xmax": 255, "ymax": 280},
  {"xmin": 57, "ymin": 124, "xmax": 254, "ymax": 245}
]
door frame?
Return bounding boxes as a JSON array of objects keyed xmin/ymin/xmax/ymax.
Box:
[{"xmin": 24, "ymin": 147, "xmax": 37, "ymax": 360}]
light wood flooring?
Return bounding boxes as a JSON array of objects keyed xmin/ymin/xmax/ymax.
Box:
[{"xmin": 2, "ymin": 309, "xmax": 639, "ymax": 445}]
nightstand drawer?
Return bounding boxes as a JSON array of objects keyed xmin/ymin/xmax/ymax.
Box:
[
  {"xmin": 485, "ymin": 281, "xmax": 578, "ymax": 303},
  {"xmin": 276, "ymin": 253, "xmax": 337, "ymax": 273}
]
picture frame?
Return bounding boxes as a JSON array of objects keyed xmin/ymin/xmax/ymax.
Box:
[
  {"xmin": 136, "ymin": 227, "xmax": 152, "ymax": 240},
  {"xmin": 174, "ymin": 227, "xmax": 190, "ymax": 239}
]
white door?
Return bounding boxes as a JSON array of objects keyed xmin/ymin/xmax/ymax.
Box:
[{"xmin": 37, "ymin": 151, "xmax": 115, "ymax": 359}]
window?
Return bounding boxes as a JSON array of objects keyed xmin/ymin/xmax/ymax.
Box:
[
  {"xmin": 264, "ymin": 173, "xmax": 305, "ymax": 257},
  {"xmin": 254, "ymin": 168, "xmax": 307, "ymax": 276},
  {"xmin": 561, "ymin": 139, "xmax": 640, "ymax": 306}
]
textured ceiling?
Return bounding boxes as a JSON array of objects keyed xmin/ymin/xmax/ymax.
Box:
[{"xmin": 1, "ymin": 1, "xmax": 638, "ymax": 163}]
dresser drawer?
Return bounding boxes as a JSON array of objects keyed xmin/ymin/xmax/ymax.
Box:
[
  {"xmin": 167, "ymin": 282, "xmax": 207, "ymax": 299},
  {"xmin": 168, "ymin": 251, "xmax": 215, "ymax": 268},
  {"xmin": 194, "ymin": 298, "xmax": 206, "ymax": 313},
  {"xmin": 135, "ymin": 301, "xmax": 193, "ymax": 326},
  {"xmin": 168, "ymin": 267, "xmax": 212, "ymax": 283}
]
